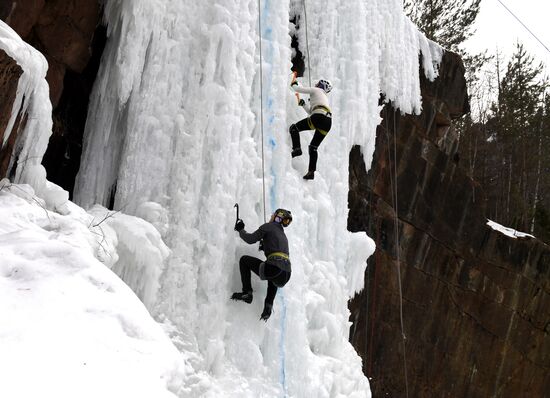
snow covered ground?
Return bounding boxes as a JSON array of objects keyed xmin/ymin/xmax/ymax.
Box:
[
  {"xmin": 0, "ymin": 0, "xmax": 442, "ymax": 397},
  {"xmin": 0, "ymin": 181, "xmax": 188, "ymax": 397}
]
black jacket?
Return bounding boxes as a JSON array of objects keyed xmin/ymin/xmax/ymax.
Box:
[{"xmin": 239, "ymin": 221, "xmax": 289, "ymax": 259}]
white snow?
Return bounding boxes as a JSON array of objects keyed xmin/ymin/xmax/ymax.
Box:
[
  {"xmin": 0, "ymin": 182, "xmax": 188, "ymax": 398},
  {"xmin": 487, "ymin": 219, "xmax": 535, "ymax": 239},
  {"xmin": 0, "ymin": 0, "xmax": 443, "ymax": 397},
  {"xmin": 88, "ymin": 204, "xmax": 170, "ymax": 309}
]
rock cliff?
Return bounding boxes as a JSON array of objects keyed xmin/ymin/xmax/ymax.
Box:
[
  {"xmin": 348, "ymin": 51, "xmax": 550, "ymax": 398},
  {"xmin": 1, "ymin": 0, "xmax": 104, "ymax": 197},
  {"xmin": 1, "ymin": 0, "xmax": 100, "ymax": 106},
  {"xmin": 0, "ymin": 48, "xmax": 23, "ymax": 177}
]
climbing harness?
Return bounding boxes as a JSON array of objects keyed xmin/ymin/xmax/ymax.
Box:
[
  {"xmin": 305, "ymin": 117, "xmax": 330, "ymax": 136},
  {"xmin": 267, "ymin": 252, "xmax": 290, "ymax": 260},
  {"xmin": 306, "ymin": 119, "xmax": 328, "ymax": 136},
  {"xmin": 311, "ymin": 105, "xmax": 332, "ymax": 116}
]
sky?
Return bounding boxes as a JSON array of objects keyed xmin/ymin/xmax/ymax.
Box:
[{"xmin": 465, "ymin": 0, "xmax": 550, "ymax": 70}]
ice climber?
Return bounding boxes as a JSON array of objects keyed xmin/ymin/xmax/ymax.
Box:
[
  {"xmin": 288, "ymin": 77, "xmax": 333, "ymax": 180},
  {"xmin": 231, "ymin": 209, "xmax": 293, "ymax": 321}
]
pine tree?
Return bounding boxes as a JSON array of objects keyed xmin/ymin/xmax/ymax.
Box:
[
  {"xmin": 404, "ymin": 0, "xmax": 490, "ymax": 122},
  {"xmin": 403, "ymin": 0, "xmax": 481, "ymax": 52},
  {"xmin": 488, "ymin": 43, "xmax": 547, "ymax": 230},
  {"xmin": 404, "ymin": 3, "xmax": 550, "ymax": 241},
  {"xmin": 532, "ymin": 94, "xmax": 550, "ymax": 239}
]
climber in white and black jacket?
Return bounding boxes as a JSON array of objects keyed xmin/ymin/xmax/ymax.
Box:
[{"xmin": 289, "ymin": 78, "xmax": 333, "ymax": 180}]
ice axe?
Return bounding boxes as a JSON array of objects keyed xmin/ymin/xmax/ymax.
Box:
[{"xmin": 233, "ymin": 203, "xmax": 243, "ymax": 231}]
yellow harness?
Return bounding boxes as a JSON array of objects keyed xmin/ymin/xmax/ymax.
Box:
[
  {"xmin": 312, "ymin": 105, "xmax": 332, "ymax": 114},
  {"xmin": 267, "ymin": 252, "xmax": 289, "ymax": 260}
]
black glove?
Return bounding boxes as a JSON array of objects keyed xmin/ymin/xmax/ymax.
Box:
[
  {"xmin": 291, "ymin": 80, "xmax": 298, "ymax": 87},
  {"xmin": 234, "ymin": 219, "xmax": 245, "ymax": 231},
  {"xmin": 298, "ymin": 99, "xmax": 305, "ymax": 106},
  {"xmin": 260, "ymin": 303, "xmax": 272, "ymax": 322}
]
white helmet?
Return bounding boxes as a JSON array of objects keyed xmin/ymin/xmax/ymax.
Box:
[{"xmin": 316, "ymin": 79, "xmax": 332, "ymax": 93}]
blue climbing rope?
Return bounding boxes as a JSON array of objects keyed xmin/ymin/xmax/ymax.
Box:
[
  {"xmin": 258, "ymin": 0, "xmax": 287, "ymax": 395},
  {"xmin": 279, "ymin": 293, "xmax": 288, "ymax": 397}
]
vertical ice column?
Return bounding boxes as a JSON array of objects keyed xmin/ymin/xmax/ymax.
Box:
[
  {"xmin": 0, "ymin": 21, "xmax": 67, "ymax": 210},
  {"xmin": 74, "ymin": 0, "xmax": 179, "ymax": 210}
]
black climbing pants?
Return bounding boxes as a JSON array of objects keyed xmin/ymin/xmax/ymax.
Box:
[
  {"xmin": 239, "ymin": 255, "xmax": 290, "ymax": 306},
  {"xmin": 289, "ymin": 113, "xmax": 332, "ymax": 172}
]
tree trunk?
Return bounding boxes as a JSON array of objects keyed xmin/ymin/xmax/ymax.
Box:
[
  {"xmin": 507, "ymin": 154, "xmax": 512, "ymax": 222},
  {"xmin": 530, "ymin": 118, "xmax": 543, "ymax": 233}
]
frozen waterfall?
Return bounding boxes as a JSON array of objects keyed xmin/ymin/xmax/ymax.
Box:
[{"xmin": 62, "ymin": 0, "xmax": 443, "ymax": 396}]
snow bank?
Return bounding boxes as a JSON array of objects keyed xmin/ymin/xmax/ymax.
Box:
[
  {"xmin": 88, "ymin": 204, "xmax": 170, "ymax": 309},
  {"xmin": 0, "ymin": 184, "xmax": 188, "ymax": 398},
  {"xmin": 0, "ymin": 21, "xmax": 68, "ymax": 212},
  {"xmin": 487, "ymin": 219, "xmax": 535, "ymax": 239}
]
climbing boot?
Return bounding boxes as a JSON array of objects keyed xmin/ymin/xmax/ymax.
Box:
[
  {"xmin": 291, "ymin": 148, "xmax": 302, "ymax": 158},
  {"xmin": 303, "ymin": 171, "xmax": 315, "ymax": 180},
  {"xmin": 231, "ymin": 291, "xmax": 253, "ymax": 303}
]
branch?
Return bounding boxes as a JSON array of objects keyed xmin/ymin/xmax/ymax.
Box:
[
  {"xmin": 89, "ymin": 225, "xmax": 113, "ymax": 259},
  {"xmin": 89, "ymin": 203, "xmax": 129, "ymax": 228}
]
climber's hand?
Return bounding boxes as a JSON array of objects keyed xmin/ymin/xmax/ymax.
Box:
[
  {"xmin": 235, "ymin": 219, "xmax": 245, "ymax": 231},
  {"xmin": 298, "ymin": 99, "xmax": 305, "ymax": 106}
]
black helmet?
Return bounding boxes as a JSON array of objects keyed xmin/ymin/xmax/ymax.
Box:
[{"xmin": 273, "ymin": 208, "xmax": 292, "ymax": 227}]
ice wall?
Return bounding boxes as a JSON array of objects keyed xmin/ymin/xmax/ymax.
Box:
[{"xmin": 74, "ymin": 0, "xmax": 441, "ymax": 396}]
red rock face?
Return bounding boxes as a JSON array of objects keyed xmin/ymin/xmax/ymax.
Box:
[
  {"xmin": 0, "ymin": 48, "xmax": 24, "ymax": 177},
  {"xmin": 35, "ymin": 0, "xmax": 100, "ymax": 73},
  {"xmin": 1, "ymin": 0, "xmax": 100, "ymax": 107},
  {"xmin": 44, "ymin": 54, "xmax": 65, "ymax": 107},
  {"xmin": 1, "ymin": 0, "xmax": 104, "ymax": 191},
  {"xmin": 0, "ymin": 0, "xmax": 46, "ymax": 38},
  {"xmin": 348, "ymin": 51, "xmax": 550, "ymax": 398}
]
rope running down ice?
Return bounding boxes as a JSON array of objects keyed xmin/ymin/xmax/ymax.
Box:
[
  {"xmin": 258, "ymin": 3, "xmax": 288, "ymax": 397},
  {"xmin": 392, "ymin": 109, "xmax": 409, "ymax": 398},
  {"xmin": 302, "ymin": 0, "xmax": 312, "ymax": 87},
  {"xmin": 257, "ymin": 0, "xmax": 267, "ymax": 222},
  {"xmin": 385, "ymin": 106, "xmax": 409, "ymax": 398}
]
